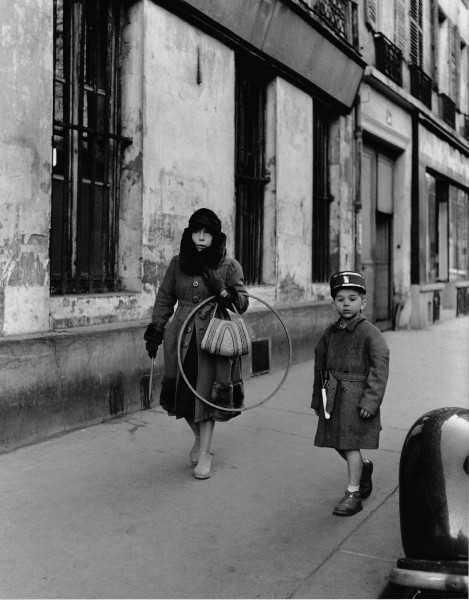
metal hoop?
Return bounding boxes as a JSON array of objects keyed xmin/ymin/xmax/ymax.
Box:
[{"xmin": 177, "ymin": 294, "xmax": 292, "ymax": 412}]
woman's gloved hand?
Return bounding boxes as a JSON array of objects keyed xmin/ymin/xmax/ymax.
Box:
[
  {"xmin": 217, "ymin": 286, "xmax": 237, "ymax": 309},
  {"xmin": 202, "ymin": 268, "xmax": 226, "ymax": 296},
  {"xmin": 144, "ymin": 323, "xmax": 161, "ymax": 359}
]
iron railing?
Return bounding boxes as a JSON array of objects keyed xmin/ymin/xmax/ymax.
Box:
[
  {"xmin": 409, "ymin": 63, "xmax": 432, "ymax": 109},
  {"xmin": 235, "ymin": 59, "xmax": 270, "ymax": 285},
  {"xmin": 374, "ymin": 33, "xmax": 402, "ymax": 86},
  {"xmin": 293, "ymin": 0, "xmax": 359, "ymax": 49},
  {"xmin": 439, "ymin": 93, "xmax": 456, "ymax": 129},
  {"xmin": 312, "ymin": 107, "xmax": 332, "ymax": 282},
  {"xmin": 51, "ymin": 0, "xmax": 130, "ymax": 295}
]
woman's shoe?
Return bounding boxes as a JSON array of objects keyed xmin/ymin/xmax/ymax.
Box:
[
  {"xmin": 190, "ymin": 437, "xmax": 200, "ymax": 466},
  {"xmin": 194, "ymin": 451, "xmax": 212, "ymax": 479}
]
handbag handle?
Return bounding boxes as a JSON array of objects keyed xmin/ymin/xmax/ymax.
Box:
[{"xmin": 207, "ymin": 301, "xmax": 240, "ymax": 322}]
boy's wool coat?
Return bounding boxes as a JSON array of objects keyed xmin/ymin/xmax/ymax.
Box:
[{"xmin": 312, "ymin": 314, "xmax": 390, "ymax": 449}]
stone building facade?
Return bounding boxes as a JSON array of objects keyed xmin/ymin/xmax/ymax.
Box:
[
  {"xmin": 358, "ymin": 0, "xmax": 469, "ymax": 329},
  {"xmin": 0, "ymin": 0, "xmax": 365, "ymax": 450}
]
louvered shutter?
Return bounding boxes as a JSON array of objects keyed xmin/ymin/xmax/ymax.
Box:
[
  {"xmin": 410, "ymin": 0, "xmax": 423, "ymax": 66},
  {"xmin": 449, "ymin": 22, "xmax": 460, "ymax": 104},
  {"xmin": 431, "ymin": 0, "xmax": 438, "ymax": 85},
  {"xmin": 395, "ymin": 0, "xmax": 407, "ymax": 54},
  {"xmin": 365, "ymin": 0, "xmax": 378, "ymax": 30}
]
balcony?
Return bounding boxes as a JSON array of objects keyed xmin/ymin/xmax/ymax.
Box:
[
  {"xmin": 409, "ymin": 63, "xmax": 432, "ymax": 109},
  {"xmin": 439, "ymin": 93, "xmax": 456, "ymax": 129},
  {"xmin": 374, "ymin": 33, "xmax": 402, "ymax": 86},
  {"xmin": 292, "ymin": 0, "xmax": 359, "ymax": 49}
]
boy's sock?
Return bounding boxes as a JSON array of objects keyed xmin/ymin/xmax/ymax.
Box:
[{"xmin": 347, "ymin": 485, "xmax": 360, "ymax": 493}]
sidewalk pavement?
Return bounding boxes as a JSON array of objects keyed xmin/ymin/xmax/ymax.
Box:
[{"xmin": 0, "ymin": 314, "xmax": 468, "ymax": 599}]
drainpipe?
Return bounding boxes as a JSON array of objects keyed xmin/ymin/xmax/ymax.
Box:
[{"xmin": 353, "ymin": 93, "xmax": 363, "ymax": 271}]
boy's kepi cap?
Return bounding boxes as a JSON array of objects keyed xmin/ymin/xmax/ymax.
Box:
[{"xmin": 330, "ymin": 271, "xmax": 366, "ymax": 296}]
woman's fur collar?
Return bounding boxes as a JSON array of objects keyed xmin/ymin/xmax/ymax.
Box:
[{"xmin": 179, "ymin": 228, "xmax": 227, "ymax": 275}]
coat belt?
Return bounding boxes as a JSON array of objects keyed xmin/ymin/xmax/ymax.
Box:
[{"xmin": 326, "ymin": 370, "xmax": 367, "ymax": 415}]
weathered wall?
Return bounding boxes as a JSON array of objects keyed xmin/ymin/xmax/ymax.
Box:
[
  {"xmin": 0, "ymin": 1, "xmax": 358, "ymax": 451},
  {"xmin": 0, "ymin": 300, "xmax": 334, "ymax": 452},
  {"xmin": 329, "ymin": 113, "xmax": 357, "ymax": 276},
  {"xmin": 0, "ymin": 321, "xmax": 151, "ymax": 452},
  {"xmin": 275, "ymin": 79, "xmax": 313, "ymax": 303},
  {"xmin": 142, "ymin": 3, "xmax": 235, "ymax": 308},
  {"xmin": 0, "ymin": 0, "xmax": 52, "ymax": 335}
]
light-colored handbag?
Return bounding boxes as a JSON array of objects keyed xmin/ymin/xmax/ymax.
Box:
[{"xmin": 201, "ymin": 303, "xmax": 251, "ymax": 357}]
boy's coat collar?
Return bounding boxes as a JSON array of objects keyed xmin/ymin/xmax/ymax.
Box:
[{"xmin": 332, "ymin": 314, "xmax": 366, "ymax": 332}]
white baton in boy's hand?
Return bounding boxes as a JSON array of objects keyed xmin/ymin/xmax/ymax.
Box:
[
  {"xmin": 320, "ymin": 370, "xmax": 331, "ymax": 420},
  {"xmin": 321, "ymin": 388, "xmax": 331, "ymax": 419}
]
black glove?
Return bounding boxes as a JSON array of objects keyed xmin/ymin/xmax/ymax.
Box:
[
  {"xmin": 217, "ymin": 286, "xmax": 238, "ymax": 309},
  {"xmin": 202, "ymin": 268, "xmax": 226, "ymax": 296},
  {"xmin": 144, "ymin": 323, "xmax": 161, "ymax": 359}
]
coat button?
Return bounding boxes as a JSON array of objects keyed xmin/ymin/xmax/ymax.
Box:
[
  {"xmin": 182, "ymin": 342, "xmax": 188, "ymax": 348},
  {"xmin": 193, "ymin": 281, "xmax": 199, "ymax": 287},
  {"xmin": 186, "ymin": 326, "xmax": 192, "ymax": 333},
  {"xmin": 193, "ymin": 296, "xmax": 199, "ymax": 303}
]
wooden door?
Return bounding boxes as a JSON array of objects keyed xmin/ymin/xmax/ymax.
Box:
[{"xmin": 361, "ymin": 147, "xmax": 394, "ymax": 330}]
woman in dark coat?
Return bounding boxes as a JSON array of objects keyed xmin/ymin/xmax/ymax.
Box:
[{"xmin": 144, "ymin": 208, "xmax": 249, "ymax": 480}]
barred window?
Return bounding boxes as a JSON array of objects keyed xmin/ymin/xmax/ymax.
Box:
[
  {"xmin": 312, "ymin": 106, "xmax": 332, "ymax": 282},
  {"xmin": 51, "ymin": 0, "xmax": 131, "ymax": 295},
  {"xmin": 235, "ymin": 58, "xmax": 270, "ymax": 285}
]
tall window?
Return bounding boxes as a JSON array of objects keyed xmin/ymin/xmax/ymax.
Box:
[
  {"xmin": 235, "ymin": 58, "xmax": 269, "ymax": 285},
  {"xmin": 51, "ymin": 0, "xmax": 130, "ymax": 295},
  {"xmin": 312, "ymin": 106, "xmax": 332, "ymax": 282},
  {"xmin": 410, "ymin": 0, "xmax": 423, "ymax": 67},
  {"xmin": 426, "ymin": 172, "xmax": 469, "ymax": 282}
]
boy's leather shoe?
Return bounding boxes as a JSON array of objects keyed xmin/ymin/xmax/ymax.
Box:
[
  {"xmin": 360, "ymin": 459, "xmax": 373, "ymax": 498},
  {"xmin": 333, "ymin": 490, "xmax": 363, "ymax": 516}
]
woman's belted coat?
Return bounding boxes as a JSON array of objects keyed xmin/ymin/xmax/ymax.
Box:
[{"xmin": 151, "ymin": 251, "xmax": 249, "ymax": 422}]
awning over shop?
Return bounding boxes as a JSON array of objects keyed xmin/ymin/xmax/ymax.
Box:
[{"xmin": 159, "ymin": 0, "xmax": 366, "ymax": 112}]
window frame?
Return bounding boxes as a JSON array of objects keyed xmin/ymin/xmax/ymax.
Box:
[
  {"xmin": 234, "ymin": 57, "xmax": 270, "ymax": 286},
  {"xmin": 50, "ymin": 0, "xmax": 131, "ymax": 296}
]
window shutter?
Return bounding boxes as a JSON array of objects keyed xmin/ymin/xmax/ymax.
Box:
[
  {"xmin": 430, "ymin": 0, "xmax": 438, "ymax": 85},
  {"xmin": 448, "ymin": 22, "xmax": 460, "ymax": 104},
  {"xmin": 395, "ymin": 0, "xmax": 407, "ymax": 54},
  {"xmin": 410, "ymin": 0, "xmax": 423, "ymax": 66},
  {"xmin": 365, "ymin": 0, "xmax": 378, "ymax": 30}
]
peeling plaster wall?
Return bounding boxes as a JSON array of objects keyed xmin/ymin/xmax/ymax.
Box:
[
  {"xmin": 141, "ymin": 4, "xmax": 235, "ymax": 311},
  {"xmin": 118, "ymin": 1, "xmax": 145, "ymax": 294},
  {"xmin": 275, "ymin": 79, "xmax": 313, "ymax": 303},
  {"xmin": 329, "ymin": 114, "xmax": 356, "ymax": 275},
  {"xmin": 0, "ymin": 0, "xmax": 52, "ymax": 335}
]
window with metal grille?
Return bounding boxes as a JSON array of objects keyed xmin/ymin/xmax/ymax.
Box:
[
  {"xmin": 312, "ymin": 106, "xmax": 332, "ymax": 282},
  {"xmin": 235, "ymin": 58, "xmax": 270, "ymax": 286},
  {"xmin": 51, "ymin": 0, "xmax": 131, "ymax": 295}
]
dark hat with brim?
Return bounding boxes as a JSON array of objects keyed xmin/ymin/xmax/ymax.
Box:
[{"xmin": 330, "ymin": 271, "xmax": 366, "ymax": 296}]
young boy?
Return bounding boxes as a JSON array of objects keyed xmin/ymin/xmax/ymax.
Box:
[{"xmin": 311, "ymin": 271, "xmax": 390, "ymax": 516}]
